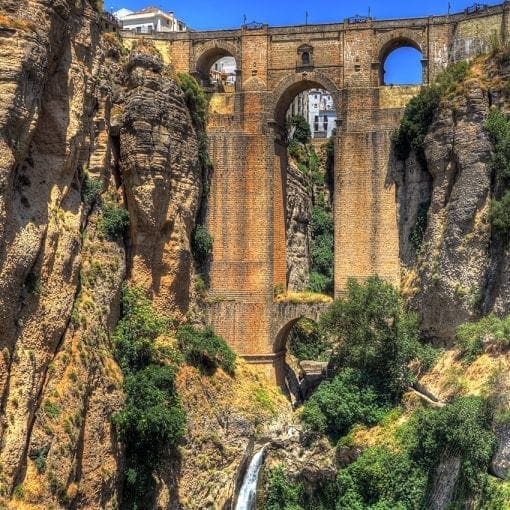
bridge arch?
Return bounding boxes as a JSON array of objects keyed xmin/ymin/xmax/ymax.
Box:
[
  {"xmin": 271, "ymin": 72, "xmax": 342, "ymax": 128},
  {"xmin": 192, "ymin": 40, "xmax": 240, "ymax": 86},
  {"xmin": 377, "ymin": 34, "xmax": 426, "ymax": 85}
]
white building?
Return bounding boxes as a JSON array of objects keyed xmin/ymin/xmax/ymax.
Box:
[
  {"xmin": 285, "ymin": 89, "xmax": 336, "ymax": 138},
  {"xmin": 286, "ymin": 91, "xmax": 309, "ymax": 125},
  {"xmin": 308, "ymin": 89, "xmax": 337, "ymax": 139},
  {"xmin": 114, "ymin": 6, "xmax": 187, "ymax": 33}
]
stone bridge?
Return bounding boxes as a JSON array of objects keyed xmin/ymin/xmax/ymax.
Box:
[{"xmin": 122, "ymin": 2, "xmax": 510, "ymax": 382}]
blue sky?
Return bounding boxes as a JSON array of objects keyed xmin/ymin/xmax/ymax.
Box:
[{"xmin": 109, "ymin": 0, "xmax": 503, "ymax": 30}]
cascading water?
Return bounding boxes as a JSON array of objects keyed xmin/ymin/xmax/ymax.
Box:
[{"xmin": 234, "ymin": 445, "xmax": 267, "ymax": 510}]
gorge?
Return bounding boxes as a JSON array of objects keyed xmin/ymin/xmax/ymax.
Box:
[{"xmin": 0, "ymin": 0, "xmax": 509, "ymax": 508}]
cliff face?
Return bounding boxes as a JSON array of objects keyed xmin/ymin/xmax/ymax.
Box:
[
  {"xmin": 0, "ymin": 2, "xmax": 204, "ymax": 507},
  {"xmin": 119, "ymin": 47, "xmax": 201, "ymax": 317},
  {"xmin": 395, "ymin": 58, "xmax": 510, "ymax": 342},
  {"xmin": 286, "ymin": 162, "xmax": 312, "ymax": 291},
  {"xmin": 0, "ymin": 2, "xmax": 119, "ymax": 506}
]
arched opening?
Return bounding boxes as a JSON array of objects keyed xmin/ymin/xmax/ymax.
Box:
[
  {"xmin": 274, "ymin": 317, "xmax": 331, "ymax": 404},
  {"xmin": 301, "ymin": 52, "xmax": 310, "ymax": 66},
  {"xmin": 195, "ymin": 48, "xmax": 238, "ymax": 92},
  {"xmin": 380, "ymin": 39, "xmax": 423, "ymax": 86},
  {"xmin": 272, "ymin": 79, "xmax": 338, "ymax": 298}
]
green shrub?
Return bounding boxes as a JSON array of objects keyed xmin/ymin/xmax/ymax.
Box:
[
  {"xmin": 288, "ymin": 318, "xmax": 330, "ymax": 361},
  {"xmin": 177, "ymin": 73, "xmax": 208, "ymax": 132},
  {"xmin": 336, "ymin": 446, "xmax": 427, "ymax": 509},
  {"xmin": 13, "ymin": 484, "xmax": 25, "ymax": 500},
  {"xmin": 81, "ymin": 175, "xmax": 102, "ymax": 208},
  {"xmin": 43, "ymin": 400, "xmax": 61, "ymax": 420},
  {"xmin": 486, "ymin": 108, "xmax": 510, "ymax": 188},
  {"xmin": 480, "ymin": 478, "xmax": 510, "ymax": 510},
  {"xmin": 176, "ymin": 325, "xmax": 236, "ymax": 375},
  {"xmin": 191, "ymin": 224, "xmax": 213, "ymax": 265},
  {"xmin": 322, "ymin": 276, "xmax": 424, "ymax": 401},
  {"xmin": 488, "ymin": 192, "xmax": 510, "ymax": 235},
  {"xmin": 112, "ymin": 365, "xmax": 185, "ymax": 451},
  {"xmin": 290, "ymin": 114, "xmax": 311, "ymax": 145},
  {"xmin": 114, "ymin": 286, "xmax": 170, "ymax": 373},
  {"xmin": 393, "ymin": 61, "xmax": 470, "ymax": 163},
  {"xmin": 456, "ymin": 314, "xmax": 510, "ymax": 362},
  {"xmin": 410, "ymin": 396, "xmax": 496, "ymax": 501},
  {"xmin": 392, "ymin": 86, "xmax": 441, "ymax": 162},
  {"xmin": 113, "ymin": 286, "xmax": 184, "ymax": 509},
  {"xmin": 302, "ymin": 368, "xmax": 389, "ymax": 441},
  {"xmin": 409, "ymin": 200, "xmax": 430, "ymax": 252},
  {"xmin": 100, "ymin": 204, "xmax": 130, "ymax": 240},
  {"xmin": 264, "ymin": 465, "xmax": 304, "ymax": 510},
  {"xmin": 307, "ymin": 206, "xmax": 334, "ymax": 295},
  {"xmin": 306, "ymin": 271, "xmax": 332, "ymax": 295},
  {"xmin": 29, "ymin": 447, "xmax": 48, "ymax": 474}
]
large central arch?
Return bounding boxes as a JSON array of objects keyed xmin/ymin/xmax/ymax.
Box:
[{"xmin": 270, "ymin": 73, "xmax": 341, "ymax": 292}]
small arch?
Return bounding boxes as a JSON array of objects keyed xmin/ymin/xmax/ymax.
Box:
[
  {"xmin": 302, "ymin": 52, "xmax": 310, "ymax": 66},
  {"xmin": 194, "ymin": 43, "xmax": 239, "ymax": 90},
  {"xmin": 272, "ymin": 73, "xmax": 340, "ymax": 128},
  {"xmin": 379, "ymin": 37, "xmax": 424, "ymax": 86},
  {"xmin": 273, "ymin": 316, "xmax": 330, "ymax": 401}
]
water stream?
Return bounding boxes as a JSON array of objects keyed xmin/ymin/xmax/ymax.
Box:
[{"xmin": 234, "ymin": 445, "xmax": 267, "ymax": 510}]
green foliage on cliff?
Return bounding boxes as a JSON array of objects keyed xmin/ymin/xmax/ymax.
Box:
[
  {"xmin": 291, "ymin": 396, "xmax": 497, "ymax": 509},
  {"xmin": 113, "ymin": 286, "xmax": 184, "ymax": 509},
  {"xmin": 486, "ymin": 108, "xmax": 510, "ymax": 238},
  {"xmin": 409, "ymin": 200, "xmax": 430, "ymax": 252},
  {"xmin": 100, "ymin": 204, "xmax": 130, "ymax": 240},
  {"xmin": 302, "ymin": 369, "xmax": 390, "ymax": 441},
  {"xmin": 287, "ymin": 318, "xmax": 330, "ymax": 361},
  {"xmin": 176, "ymin": 324, "xmax": 236, "ymax": 375},
  {"xmin": 307, "ymin": 206, "xmax": 334, "ymax": 294},
  {"xmin": 114, "ymin": 286, "xmax": 172, "ymax": 373},
  {"xmin": 191, "ymin": 224, "xmax": 213, "ymax": 265},
  {"xmin": 290, "ymin": 114, "xmax": 311, "ymax": 145},
  {"xmin": 456, "ymin": 314, "xmax": 510, "ymax": 362},
  {"xmin": 177, "ymin": 73, "xmax": 208, "ymax": 132},
  {"xmin": 302, "ymin": 277, "xmax": 433, "ymax": 442},
  {"xmin": 392, "ymin": 86, "xmax": 441, "ymax": 162},
  {"xmin": 393, "ymin": 61, "xmax": 470, "ymax": 162},
  {"xmin": 264, "ymin": 465, "xmax": 304, "ymax": 510},
  {"xmin": 81, "ymin": 174, "xmax": 102, "ymax": 209},
  {"xmin": 323, "ymin": 276, "xmax": 424, "ymax": 400},
  {"xmin": 410, "ymin": 396, "xmax": 496, "ymax": 500}
]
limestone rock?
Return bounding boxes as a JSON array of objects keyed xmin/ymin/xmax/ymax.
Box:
[
  {"xmin": 120, "ymin": 47, "xmax": 201, "ymax": 317},
  {"xmin": 286, "ymin": 162, "xmax": 312, "ymax": 291},
  {"xmin": 396, "ymin": 75, "xmax": 510, "ymax": 342}
]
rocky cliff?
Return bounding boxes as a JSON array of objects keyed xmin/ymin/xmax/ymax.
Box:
[
  {"xmin": 0, "ymin": 3, "xmax": 291, "ymax": 508},
  {"xmin": 394, "ymin": 54, "xmax": 510, "ymax": 343},
  {"xmin": 286, "ymin": 162, "xmax": 312, "ymax": 291}
]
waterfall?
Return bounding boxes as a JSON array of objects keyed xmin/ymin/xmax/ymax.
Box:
[{"xmin": 234, "ymin": 445, "xmax": 267, "ymax": 510}]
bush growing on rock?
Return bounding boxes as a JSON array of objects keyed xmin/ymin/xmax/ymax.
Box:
[
  {"xmin": 176, "ymin": 324, "xmax": 235, "ymax": 375},
  {"xmin": 191, "ymin": 224, "xmax": 213, "ymax": 265},
  {"xmin": 100, "ymin": 204, "xmax": 130, "ymax": 240},
  {"xmin": 302, "ymin": 369, "xmax": 389, "ymax": 441},
  {"xmin": 323, "ymin": 275, "xmax": 424, "ymax": 400},
  {"xmin": 113, "ymin": 286, "xmax": 184, "ymax": 508}
]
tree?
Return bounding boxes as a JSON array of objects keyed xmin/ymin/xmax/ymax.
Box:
[
  {"xmin": 290, "ymin": 115, "xmax": 311, "ymax": 144},
  {"xmin": 322, "ymin": 276, "xmax": 422, "ymax": 400}
]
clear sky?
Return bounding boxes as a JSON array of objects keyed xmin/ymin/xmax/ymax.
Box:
[{"xmin": 108, "ymin": 0, "xmax": 503, "ymax": 30}]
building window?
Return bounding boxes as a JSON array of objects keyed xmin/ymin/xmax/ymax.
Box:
[
  {"xmin": 323, "ymin": 116, "xmax": 328, "ymax": 131},
  {"xmin": 302, "ymin": 52, "xmax": 310, "ymax": 65},
  {"xmin": 314, "ymin": 115, "xmax": 319, "ymax": 132}
]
